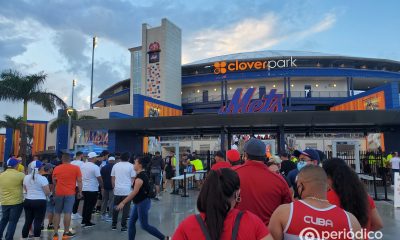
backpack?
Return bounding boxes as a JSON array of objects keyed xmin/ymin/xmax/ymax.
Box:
[
  {"xmin": 195, "ymin": 211, "xmax": 244, "ymax": 240},
  {"xmin": 145, "ymin": 172, "xmax": 157, "ymax": 198}
]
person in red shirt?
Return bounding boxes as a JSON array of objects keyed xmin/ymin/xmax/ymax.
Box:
[
  {"xmin": 232, "ymin": 138, "xmax": 291, "ymax": 225},
  {"xmin": 52, "ymin": 153, "xmax": 82, "ymax": 239},
  {"xmin": 323, "ymin": 158, "xmax": 383, "ymax": 234},
  {"xmin": 173, "ymin": 168, "xmax": 272, "ymax": 240},
  {"xmin": 269, "ymin": 165, "xmax": 362, "ymax": 240},
  {"xmin": 211, "ymin": 151, "xmax": 231, "ymax": 170}
]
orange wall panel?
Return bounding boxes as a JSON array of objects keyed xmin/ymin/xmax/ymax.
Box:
[
  {"xmin": 11, "ymin": 123, "xmax": 47, "ymax": 156},
  {"xmin": 331, "ymin": 91, "xmax": 386, "ymax": 111}
]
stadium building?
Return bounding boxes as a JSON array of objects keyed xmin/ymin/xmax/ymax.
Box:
[{"xmin": 2, "ymin": 18, "xmax": 400, "ymax": 162}]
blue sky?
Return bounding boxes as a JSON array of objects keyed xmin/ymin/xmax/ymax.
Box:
[{"xmin": 0, "ymin": 0, "xmax": 399, "ymax": 127}]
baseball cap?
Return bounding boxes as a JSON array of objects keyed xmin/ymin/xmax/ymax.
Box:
[
  {"xmin": 214, "ymin": 151, "xmax": 225, "ymax": 159},
  {"xmin": 31, "ymin": 161, "xmax": 44, "ymax": 169},
  {"xmin": 244, "ymin": 138, "xmax": 266, "ymax": 157},
  {"xmin": 108, "ymin": 156, "xmax": 116, "ymax": 161},
  {"xmin": 294, "ymin": 149, "xmax": 320, "ymax": 163},
  {"xmin": 7, "ymin": 158, "xmax": 19, "ymax": 167},
  {"xmin": 226, "ymin": 149, "xmax": 240, "ymax": 162},
  {"xmin": 43, "ymin": 163, "xmax": 55, "ymax": 172},
  {"xmin": 88, "ymin": 152, "xmax": 98, "ymax": 159}
]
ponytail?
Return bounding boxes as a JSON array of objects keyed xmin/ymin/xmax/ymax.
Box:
[
  {"xmin": 197, "ymin": 168, "xmax": 240, "ymax": 240},
  {"xmin": 32, "ymin": 168, "xmax": 36, "ymax": 181}
]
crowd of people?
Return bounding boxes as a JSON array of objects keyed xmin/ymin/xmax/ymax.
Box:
[{"xmin": 0, "ymin": 137, "xmax": 391, "ymax": 240}]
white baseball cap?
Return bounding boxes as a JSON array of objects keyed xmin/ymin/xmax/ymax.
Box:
[
  {"xmin": 88, "ymin": 152, "xmax": 98, "ymax": 159},
  {"xmin": 108, "ymin": 156, "xmax": 116, "ymax": 161}
]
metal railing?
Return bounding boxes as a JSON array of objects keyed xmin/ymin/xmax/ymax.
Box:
[{"xmin": 182, "ymin": 91, "xmax": 348, "ymax": 104}]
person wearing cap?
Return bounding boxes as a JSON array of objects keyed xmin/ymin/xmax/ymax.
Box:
[
  {"xmin": 279, "ymin": 152, "xmax": 296, "ymax": 177},
  {"xmin": 28, "ymin": 155, "xmax": 40, "ymax": 174},
  {"xmin": 0, "ymin": 158, "xmax": 25, "ymax": 240},
  {"xmin": 100, "ymin": 155, "xmax": 116, "ymax": 221},
  {"xmin": 232, "ymin": 138, "xmax": 291, "ymax": 226},
  {"xmin": 226, "ymin": 149, "xmax": 242, "ymax": 166},
  {"xmin": 211, "ymin": 151, "xmax": 231, "ymax": 170},
  {"xmin": 80, "ymin": 151, "xmax": 103, "ymax": 228},
  {"xmin": 21, "ymin": 161, "xmax": 51, "ymax": 240},
  {"xmin": 71, "ymin": 151, "xmax": 84, "ymax": 220},
  {"xmin": 15, "ymin": 156, "xmax": 25, "ymax": 173},
  {"xmin": 286, "ymin": 148, "xmax": 321, "ymax": 199},
  {"xmin": 52, "ymin": 153, "xmax": 82, "ymax": 239}
]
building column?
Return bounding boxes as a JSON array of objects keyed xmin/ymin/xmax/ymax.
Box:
[
  {"xmin": 346, "ymin": 77, "xmax": 350, "ymax": 97},
  {"xmin": 283, "ymin": 77, "xmax": 287, "ymax": 109},
  {"xmin": 227, "ymin": 132, "xmax": 232, "ymax": 150},
  {"xmin": 350, "ymin": 77, "xmax": 354, "ymax": 96},
  {"xmin": 220, "ymin": 128, "xmax": 226, "ymax": 151},
  {"xmin": 277, "ymin": 126, "xmax": 285, "ymax": 154},
  {"xmin": 287, "ymin": 77, "xmax": 292, "ymax": 109}
]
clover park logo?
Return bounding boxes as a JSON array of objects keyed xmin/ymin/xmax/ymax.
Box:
[{"xmin": 214, "ymin": 61, "xmax": 227, "ymax": 74}]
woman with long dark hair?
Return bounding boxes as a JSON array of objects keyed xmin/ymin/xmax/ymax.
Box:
[
  {"xmin": 115, "ymin": 156, "xmax": 168, "ymax": 240},
  {"xmin": 21, "ymin": 161, "xmax": 51, "ymax": 240},
  {"xmin": 173, "ymin": 168, "xmax": 272, "ymax": 240},
  {"xmin": 323, "ymin": 158, "xmax": 383, "ymax": 232}
]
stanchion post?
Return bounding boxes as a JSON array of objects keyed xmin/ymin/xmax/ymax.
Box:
[{"xmin": 182, "ymin": 169, "xmax": 189, "ymax": 197}]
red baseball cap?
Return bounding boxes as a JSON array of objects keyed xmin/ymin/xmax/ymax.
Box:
[{"xmin": 226, "ymin": 149, "xmax": 240, "ymax": 162}]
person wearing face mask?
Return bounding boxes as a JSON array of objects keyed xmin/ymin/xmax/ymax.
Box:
[
  {"xmin": 173, "ymin": 168, "xmax": 273, "ymax": 240},
  {"xmin": 269, "ymin": 165, "xmax": 363, "ymax": 240},
  {"xmin": 286, "ymin": 148, "xmax": 320, "ymax": 199}
]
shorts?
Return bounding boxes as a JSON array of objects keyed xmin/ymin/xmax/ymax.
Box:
[
  {"xmin": 195, "ymin": 174, "xmax": 203, "ymax": 181},
  {"xmin": 54, "ymin": 195, "xmax": 75, "ymax": 214},
  {"xmin": 150, "ymin": 172, "xmax": 162, "ymax": 186},
  {"xmin": 46, "ymin": 199, "xmax": 55, "ymax": 213}
]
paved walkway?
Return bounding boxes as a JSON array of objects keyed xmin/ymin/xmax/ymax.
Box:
[{"xmin": 2, "ymin": 190, "xmax": 400, "ymax": 239}]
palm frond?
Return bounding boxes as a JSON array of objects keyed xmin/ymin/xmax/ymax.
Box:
[
  {"xmin": 78, "ymin": 115, "xmax": 97, "ymax": 120},
  {"xmin": 25, "ymin": 72, "xmax": 47, "ymax": 92},
  {"xmin": 0, "ymin": 115, "xmax": 24, "ymax": 129},
  {"xmin": 0, "ymin": 70, "xmax": 24, "ymax": 102},
  {"xmin": 49, "ymin": 117, "xmax": 68, "ymax": 133},
  {"xmin": 28, "ymin": 91, "xmax": 67, "ymax": 113}
]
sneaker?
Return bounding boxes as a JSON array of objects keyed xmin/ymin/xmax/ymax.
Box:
[
  {"xmin": 63, "ymin": 231, "xmax": 76, "ymax": 238},
  {"xmin": 153, "ymin": 197, "xmax": 160, "ymax": 201},
  {"xmin": 84, "ymin": 222, "xmax": 96, "ymax": 228},
  {"xmin": 121, "ymin": 226, "xmax": 127, "ymax": 232},
  {"xmin": 76, "ymin": 213, "xmax": 83, "ymax": 219},
  {"xmin": 48, "ymin": 224, "xmax": 54, "ymax": 230},
  {"xmin": 112, "ymin": 225, "xmax": 117, "ymax": 231},
  {"xmin": 71, "ymin": 214, "xmax": 79, "ymax": 220}
]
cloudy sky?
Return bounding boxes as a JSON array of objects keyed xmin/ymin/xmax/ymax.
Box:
[{"xmin": 0, "ymin": 0, "xmax": 399, "ymax": 128}]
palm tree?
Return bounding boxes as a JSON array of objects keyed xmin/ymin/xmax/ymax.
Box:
[
  {"xmin": 0, "ymin": 115, "xmax": 34, "ymax": 156},
  {"xmin": 0, "ymin": 115, "xmax": 23, "ymax": 156},
  {"xmin": 0, "ymin": 70, "xmax": 67, "ymax": 164},
  {"xmin": 49, "ymin": 108, "xmax": 96, "ymax": 148}
]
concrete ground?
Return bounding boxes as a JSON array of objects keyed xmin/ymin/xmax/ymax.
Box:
[{"xmin": 1, "ymin": 190, "xmax": 399, "ymax": 239}]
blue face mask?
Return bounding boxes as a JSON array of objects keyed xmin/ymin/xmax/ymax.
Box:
[{"xmin": 297, "ymin": 161, "xmax": 307, "ymax": 171}]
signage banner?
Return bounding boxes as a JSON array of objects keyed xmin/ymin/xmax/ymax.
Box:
[
  {"xmin": 218, "ymin": 88, "xmax": 283, "ymax": 114},
  {"xmin": 395, "ymin": 172, "xmax": 400, "ymax": 208}
]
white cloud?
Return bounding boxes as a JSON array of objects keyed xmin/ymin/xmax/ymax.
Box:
[{"xmin": 182, "ymin": 12, "xmax": 337, "ymax": 63}]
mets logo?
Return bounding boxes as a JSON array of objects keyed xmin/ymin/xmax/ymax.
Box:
[{"xmin": 214, "ymin": 62, "xmax": 227, "ymax": 74}]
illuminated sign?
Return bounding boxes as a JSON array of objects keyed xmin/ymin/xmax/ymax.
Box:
[
  {"xmin": 148, "ymin": 42, "xmax": 161, "ymax": 63},
  {"xmin": 218, "ymin": 88, "xmax": 283, "ymax": 114},
  {"xmin": 214, "ymin": 57, "xmax": 297, "ymax": 74}
]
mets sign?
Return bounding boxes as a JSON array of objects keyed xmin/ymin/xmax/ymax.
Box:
[{"xmin": 218, "ymin": 88, "xmax": 283, "ymax": 114}]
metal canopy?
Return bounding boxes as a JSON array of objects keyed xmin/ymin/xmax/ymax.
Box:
[{"xmin": 74, "ymin": 110, "xmax": 400, "ymax": 136}]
